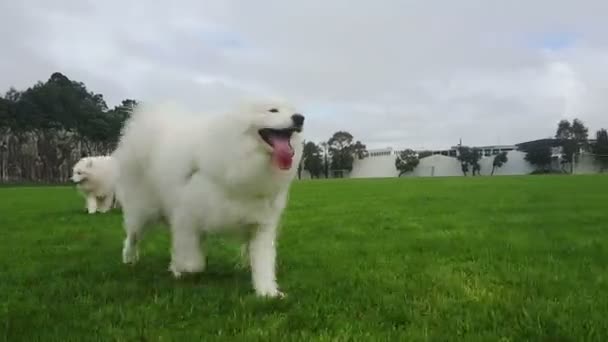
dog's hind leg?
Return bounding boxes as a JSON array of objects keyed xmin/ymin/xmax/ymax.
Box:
[
  {"xmin": 98, "ymin": 194, "xmax": 113, "ymax": 213},
  {"xmin": 122, "ymin": 211, "xmax": 148, "ymax": 264},
  {"xmin": 168, "ymin": 212, "xmax": 205, "ymax": 278},
  {"xmin": 86, "ymin": 195, "xmax": 97, "ymax": 214}
]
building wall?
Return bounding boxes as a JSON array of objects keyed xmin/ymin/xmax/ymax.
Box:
[
  {"xmin": 573, "ymin": 153, "xmax": 603, "ymax": 174},
  {"xmin": 349, "ymin": 150, "xmax": 597, "ymax": 178},
  {"xmin": 349, "ymin": 154, "xmax": 398, "ymax": 178},
  {"xmin": 478, "ymin": 150, "xmax": 535, "ymax": 176},
  {"xmin": 403, "ymin": 155, "xmax": 462, "ymax": 177}
]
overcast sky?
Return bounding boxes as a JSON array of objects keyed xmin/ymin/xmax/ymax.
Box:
[{"xmin": 2, "ymin": 1, "xmax": 608, "ymax": 150}]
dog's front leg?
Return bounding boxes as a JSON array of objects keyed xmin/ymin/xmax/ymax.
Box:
[
  {"xmin": 169, "ymin": 214, "xmax": 205, "ymax": 278},
  {"xmin": 249, "ymin": 220, "xmax": 283, "ymax": 298},
  {"xmin": 86, "ymin": 195, "xmax": 97, "ymax": 214},
  {"xmin": 98, "ymin": 194, "xmax": 113, "ymax": 213}
]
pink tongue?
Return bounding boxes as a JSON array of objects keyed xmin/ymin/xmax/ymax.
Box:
[{"xmin": 270, "ymin": 137, "xmax": 294, "ymax": 170}]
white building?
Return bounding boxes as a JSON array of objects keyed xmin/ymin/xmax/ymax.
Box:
[
  {"xmin": 350, "ymin": 146, "xmax": 534, "ymax": 178},
  {"xmin": 301, "ymin": 139, "xmax": 604, "ymax": 179}
]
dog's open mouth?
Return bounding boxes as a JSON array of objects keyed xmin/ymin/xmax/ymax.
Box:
[{"xmin": 258, "ymin": 128, "xmax": 299, "ymax": 170}]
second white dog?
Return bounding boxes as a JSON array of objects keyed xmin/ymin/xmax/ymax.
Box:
[
  {"xmin": 112, "ymin": 99, "xmax": 305, "ymax": 298},
  {"xmin": 72, "ymin": 155, "xmax": 118, "ymax": 214}
]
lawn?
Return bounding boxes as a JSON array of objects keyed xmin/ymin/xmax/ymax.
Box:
[{"xmin": 1, "ymin": 175, "xmax": 607, "ymax": 341}]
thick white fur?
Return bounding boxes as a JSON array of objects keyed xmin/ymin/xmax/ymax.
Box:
[
  {"xmin": 71, "ymin": 156, "xmax": 119, "ymax": 214},
  {"xmin": 112, "ymin": 99, "xmax": 304, "ymax": 298}
]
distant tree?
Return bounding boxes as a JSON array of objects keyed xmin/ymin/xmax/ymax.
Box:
[
  {"xmin": 555, "ymin": 118, "xmax": 589, "ymax": 173},
  {"xmin": 470, "ymin": 148, "xmax": 482, "ymax": 176},
  {"xmin": 4, "ymin": 87, "xmax": 21, "ymax": 102},
  {"xmin": 395, "ymin": 149, "xmax": 420, "ymax": 176},
  {"xmin": 0, "ymin": 97, "xmax": 12, "ymax": 135},
  {"xmin": 327, "ymin": 131, "xmax": 367, "ymax": 173},
  {"xmin": 555, "ymin": 119, "xmax": 572, "ymax": 140},
  {"xmin": 320, "ymin": 141, "xmax": 329, "ymax": 178},
  {"xmin": 560, "ymin": 140, "xmax": 579, "ymax": 172},
  {"xmin": 555, "ymin": 119, "xmax": 574, "ymax": 172},
  {"xmin": 9, "ymin": 72, "xmax": 110, "ymax": 138},
  {"xmin": 592, "ymin": 129, "xmax": 608, "ymax": 172},
  {"xmin": 457, "ymin": 146, "xmax": 471, "ymax": 176},
  {"xmin": 111, "ymin": 99, "xmax": 138, "ymax": 123},
  {"xmin": 328, "ymin": 131, "xmax": 354, "ymax": 173},
  {"xmin": 352, "ymin": 140, "xmax": 368, "ymax": 159},
  {"xmin": 302, "ymin": 141, "xmax": 324, "ymax": 178},
  {"xmin": 572, "ymin": 118, "xmax": 589, "ymax": 143},
  {"xmin": 491, "ymin": 152, "xmax": 508, "ymax": 176},
  {"xmin": 523, "ymin": 140, "xmax": 553, "ymax": 172},
  {"xmin": 457, "ymin": 146, "xmax": 482, "ymax": 176}
]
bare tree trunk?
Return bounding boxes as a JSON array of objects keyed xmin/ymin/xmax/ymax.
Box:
[{"xmin": 0, "ymin": 128, "xmax": 99, "ymax": 184}]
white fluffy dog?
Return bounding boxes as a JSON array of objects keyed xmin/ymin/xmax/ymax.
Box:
[
  {"xmin": 71, "ymin": 155, "xmax": 119, "ymax": 214},
  {"xmin": 112, "ymin": 99, "xmax": 305, "ymax": 298}
]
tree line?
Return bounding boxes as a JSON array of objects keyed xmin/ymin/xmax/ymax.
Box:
[
  {"xmin": 0, "ymin": 72, "xmax": 137, "ymax": 183},
  {"xmin": 2, "ymin": 72, "xmax": 607, "ymax": 183},
  {"xmin": 520, "ymin": 119, "xmax": 608, "ymax": 174},
  {"xmin": 297, "ymin": 131, "xmax": 369, "ymax": 179}
]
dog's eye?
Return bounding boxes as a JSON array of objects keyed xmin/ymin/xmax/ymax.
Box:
[{"xmin": 268, "ymin": 108, "xmax": 279, "ymax": 113}]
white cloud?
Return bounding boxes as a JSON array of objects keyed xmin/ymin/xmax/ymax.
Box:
[{"xmin": 1, "ymin": 0, "xmax": 608, "ymax": 149}]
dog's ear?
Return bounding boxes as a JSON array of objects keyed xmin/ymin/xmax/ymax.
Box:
[{"xmin": 86, "ymin": 159, "xmax": 93, "ymax": 168}]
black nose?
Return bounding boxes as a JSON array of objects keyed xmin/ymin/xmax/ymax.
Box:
[{"xmin": 291, "ymin": 114, "xmax": 305, "ymax": 127}]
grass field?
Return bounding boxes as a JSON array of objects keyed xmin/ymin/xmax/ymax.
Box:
[{"xmin": 1, "ymin": 175, "xmax": 608, "ymax": 341}]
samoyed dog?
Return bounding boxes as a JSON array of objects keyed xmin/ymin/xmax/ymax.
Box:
[
  {"xmin": 112, "ymin": 99, "xmax": 305, "ymax": 298},
  {"xmin": 71, "ymin": 155, "xmax": 119, "ymax": 214}
]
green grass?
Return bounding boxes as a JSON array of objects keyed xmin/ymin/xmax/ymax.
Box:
[{"xmin": 1, "ymin": 175, "xmax": 608, "ymax": 341}]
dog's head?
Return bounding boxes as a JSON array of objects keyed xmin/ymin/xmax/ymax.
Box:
[
  {"xmin": 71, "ymin": 157, "xmax": 94, "ymax": 184},
  {"xmin": 237, "ymin": 99, "xmax": 305, "ymax": 171}
]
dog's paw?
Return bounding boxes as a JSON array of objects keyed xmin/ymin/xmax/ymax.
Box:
[
  {"xmin": 168, "ymin": 260, "xmax": 205, "ymax": 278},
  {"xmin": 255, "ymin": 287, "xmax": 286, "ymax": 299},
  {"xmin": 122, "ymin": 247, "xmax": 139, "ymax": 264}
]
